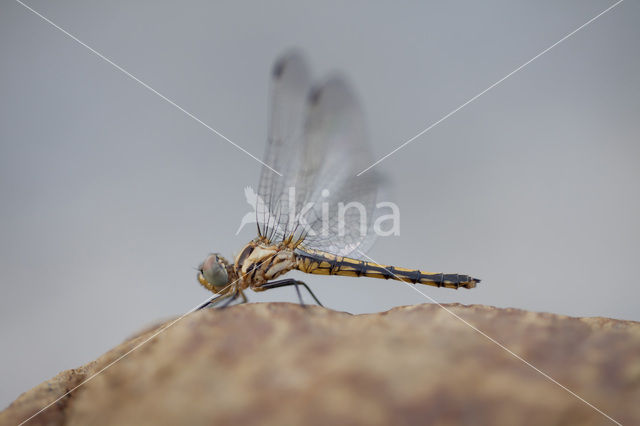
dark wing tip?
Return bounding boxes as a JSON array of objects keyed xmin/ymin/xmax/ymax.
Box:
[
  {"xmin": 272, "ymin": 49, "xmax": 307, "ymax": 79},
  {"xmin": 306, "ymin": 74, "xmax": 360, "ymax": 113},
  {"xmin": 308, "ymin": 84, "xmax": 323, "ymax": 105},
  {"xmin": 272, "ymin": 57, "xmax": 287, "ymax": 79}
]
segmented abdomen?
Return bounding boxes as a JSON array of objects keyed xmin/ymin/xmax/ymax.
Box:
[{"xmin": 295, "ymin": 249, "xmax": 479, "ymax": 289}]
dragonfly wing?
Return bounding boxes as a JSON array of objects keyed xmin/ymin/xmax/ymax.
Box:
[
  {"xmin": 256, "ymin": 51, "xmax": 312, "ymax": 240},
  {"xmin": 257, "ymin": 53, "xmax": 383, "ymax": 258},
  {"xmin": 293, "ymin": 76, "xmax": 382, "ymax": 257}
]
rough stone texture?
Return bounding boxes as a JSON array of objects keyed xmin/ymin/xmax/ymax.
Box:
[{"xmin": 2, "ymin": 303, "xmax": 639, "ymax": 426}]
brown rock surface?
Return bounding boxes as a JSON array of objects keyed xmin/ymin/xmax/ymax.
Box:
[{"xmin": 2, "ymin": 303, "xmax": 639, "ymax": 425}]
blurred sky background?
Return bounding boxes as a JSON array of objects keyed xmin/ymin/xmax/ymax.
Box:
[{"xmin": 1, "ymin": 0, "xmax": 639, "ymax": 409}]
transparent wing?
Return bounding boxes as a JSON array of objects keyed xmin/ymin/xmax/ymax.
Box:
[
  {"xmin": 292, "ymin": 76, "xmax": 382, "ymax": 257},
  {"xmin": 256, "ymin": 51, "xmax": 311, "ymax": 240},
  {"xmin": 257, "ymin": 54, "xmax": 382, "ymax": 258}
]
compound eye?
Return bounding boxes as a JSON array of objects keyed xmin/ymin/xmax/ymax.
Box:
[{"xmin": 202, "ymin": 254, "xmax": 229, "ymax": 289}]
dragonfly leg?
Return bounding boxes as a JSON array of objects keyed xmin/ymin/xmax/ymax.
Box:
[
  {"xmin": 197, "ymin": 290, "xmax": 247, "ymax": 310},
  {"xmin": 219, "ymin": 292, "xmax": 239, "ymax": 308},
  {"xmin": 196, "ymin": 293, "xmax": 231, "ymax": 310},
  {"xmin": 293, "ymin": 282, "xmax": 304, "ymax": 306},
  {"xmin": 260, "ymin": 279, "xmax": 324, "ymax": 307}
]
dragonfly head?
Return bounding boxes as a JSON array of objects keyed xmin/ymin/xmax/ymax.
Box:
[{"xmin": 197, "ymin": 253, "xmax": 230, "ymax": 293}]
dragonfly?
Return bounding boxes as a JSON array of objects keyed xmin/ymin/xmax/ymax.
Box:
[{"xmin": 197, "ymin": 52, "xmax": 479, "ymax": 308}]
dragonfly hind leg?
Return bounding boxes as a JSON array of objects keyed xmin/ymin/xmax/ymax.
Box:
[{"xmin": 259, "ymin": 279, "xmax": 324, "ymax": 307}]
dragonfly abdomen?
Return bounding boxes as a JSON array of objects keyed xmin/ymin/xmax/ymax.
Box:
[{"xmin": 295, "ymin": 249, "xmax": 479, "ymax": 289}]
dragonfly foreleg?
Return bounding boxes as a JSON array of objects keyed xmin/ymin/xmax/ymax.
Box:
[
  {"xmin": 196, "ymin": 294, "xmax": 229, "ymax": 310},
  {"xmin": 196, "ymin": 290, "xmax": 248, "ymax": 310},
  {"xmin": 259, "ymin": 279, "xmax": 324, "ymax": 307}
]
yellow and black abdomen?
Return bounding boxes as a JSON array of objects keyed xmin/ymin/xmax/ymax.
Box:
[{"xmin": 295, "ymin": 249, "xmax": 479, "ymax": 289}]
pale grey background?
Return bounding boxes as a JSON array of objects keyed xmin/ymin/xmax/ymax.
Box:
[{"xmin": 1, "ymin": 0, "xmax": 639, "ymax": 409}]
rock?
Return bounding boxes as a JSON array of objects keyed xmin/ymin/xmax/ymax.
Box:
[{"xmin": 2, "ymin": 303, "xmax": 639, "ymax": 425}]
